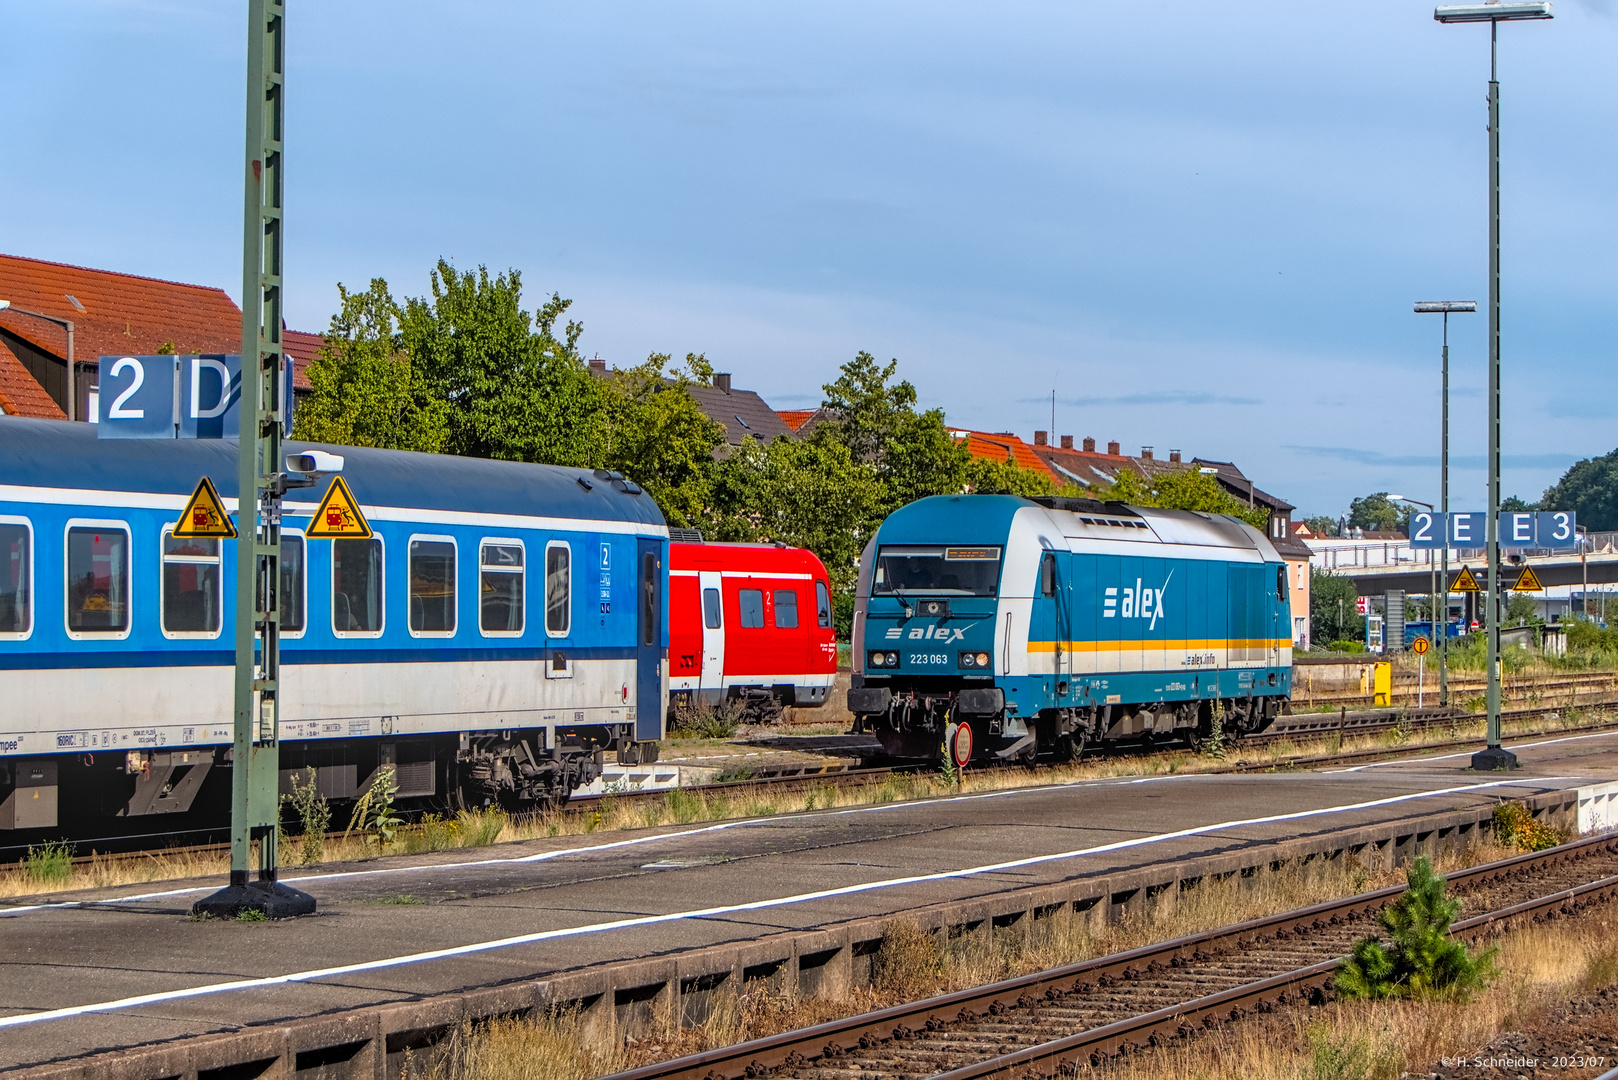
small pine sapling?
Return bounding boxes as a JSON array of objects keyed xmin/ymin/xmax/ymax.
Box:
[{"xmin": 1335, "ymin": 855, "xmax": 1498, "ymax": 1001}]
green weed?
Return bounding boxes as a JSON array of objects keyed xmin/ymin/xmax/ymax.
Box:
[{"xmin": 22, "ymin": 841, "xmax": 74, "ymax": 887}]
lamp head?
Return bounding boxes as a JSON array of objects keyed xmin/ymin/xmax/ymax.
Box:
[
  {"xmin": 1414, "ymin": 301, "xmax": 1478, "ymax": 313},
  {"xmin": 1434, "ymin": 2, "xmax": 1552, "ymax": 22}
]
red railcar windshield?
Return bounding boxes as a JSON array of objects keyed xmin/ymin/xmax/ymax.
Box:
[{"xmin": 873, "ymin": 546, "xmax": 1002, "ymax": 597}]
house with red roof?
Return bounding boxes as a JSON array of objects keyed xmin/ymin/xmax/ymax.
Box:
[
  {"xmin": 0, "ymin": 253, "xmax": 317, "ymax": 421},
  {"xmin": 949, "ymin": 429, "xmax": 1060, "ymax": 485}
]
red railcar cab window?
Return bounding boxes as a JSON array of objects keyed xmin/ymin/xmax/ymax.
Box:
[
  {"xmin": 773, "ymin": 588, "xmax": 798, "ymax": 629},
  {"xmin": 815, "ymin": 580, "xmax": 831, "ymax": 629},
  {"xmin": 739, "ymin": 588, "xmax": 764, "ymax": 628},
  {"xmin": 703, "ymin": 588, "xmax": 721, "ymax": 628}
]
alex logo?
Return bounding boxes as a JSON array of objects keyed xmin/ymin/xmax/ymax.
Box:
[
  {"xmin": 884, "ymin": 620, "xmax": 979, "ymax": 642},
  {"xmin": 1103, "ymin": 572, "xmax": 1172, "ymax": 631}
]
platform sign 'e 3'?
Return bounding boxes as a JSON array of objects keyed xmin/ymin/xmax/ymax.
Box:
[
  {"xmin": 172, "ymin": 476, "xmax": 237, "ymax": 539},
  {"xmin": 305, "ymin": 476, "xmax": 371, "ymax": 539}
]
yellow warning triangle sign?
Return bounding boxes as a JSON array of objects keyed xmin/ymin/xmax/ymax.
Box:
[
  {"xmin": 1449, "ymin": 565, "xmax": 1482, "ymax": 593},
  {"xmin": 1513, "ymin": 565, "xmax": 1544, "ymax": 592},
  {"xmin": 306, "ymin": 476, "xmax": 371, "ymax": 539},
  {"xmin": 172, "ymin": 477, "xmax": 237, "ymax": 539}
]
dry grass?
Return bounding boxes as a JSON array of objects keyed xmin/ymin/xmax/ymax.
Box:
[
  {"xmin": 1099, "ymin": 909, "xmax": 1618, "ymax": 1079},
  {"xmin": 411, "ymin": 840, "xmax": 1521, "ymax": 1080},
  {"xmin": 0, "ymin": 699, "xmax": 1592, "ymax": 903}
]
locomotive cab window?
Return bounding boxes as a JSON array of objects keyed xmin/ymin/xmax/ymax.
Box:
[
  {"xmin": 703, "ymin": 587, "xmax": 722, "ymax": 629},
  {"xmin": 161, "ymin": 530, "xmax": 221, "ymax": 637},
  {"xmin": 1276, "ymin": 565, "xmax": 1287, "ymax": 602},
  {"xmin": 873, "ymin": 545, "xmax": 1002, "ymax": 597},
  {"xmin": 545, "ymin": 542, "xmax": 570, "ymax": 637},
  {"xmin": 739, "ymin": 588, "xmax": 765, "ymax": 628},
  {"xmin": 773, "ymin": 588, "xmax": 799, "ymax": 629},
  {"xmin": 408, "ymin": 537, "xmax": 457, "ymax": 636},
  {"xmin": 1039, "ymin": 553, "xmax": 1057, "ymax": 597},
  {"xmin": 480, "ymin": 541, "xmax": 524, "ymax": 636},
  {"xmin": 815, "ymin": 580, "xmax": 832, "ymax": 629},
  {"xmin": 279, "ymin": 534, "xmax": 306, "ymax": 636},
  {"xmin": 0, "ymin": 518, "xmax": 31, "ymax": 637},
  {"xmin": 66, "ymin": 522, "xmax": 131, "ymax": 637},
  {"xmin": 333, "ymin": 537, "xmax": 384, "ymax": 636}
]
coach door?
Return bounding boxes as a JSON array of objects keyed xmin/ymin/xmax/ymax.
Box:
[
  {"xmin": 698, "ymin": 570, "xmax": 724, "ymax": 702},
  {"xmin": 636, "ymin": 538, "xmax": 665, "ymax": 740}
]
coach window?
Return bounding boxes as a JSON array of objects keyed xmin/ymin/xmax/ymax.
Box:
[
  {"xmin": 0, "ymin": 519, "xmax": 31, "ymax": 637},
  {"xmin": 161, "ymin": 530, "xmax": 222, "ymax": 637},
  {"xmin": 333, "ymin": 536, "xmax": 384, "ymax": 636},
  {"xmin": 739, "ymin": 588, "xmax": 765, "ymax": 628},
  {"xmin": 815, "ymin": 580, "xmax": 832, "ymax": 630},
  {"xmin": 480, "ymin": 541, "xmax": 524, "ymax": 635},
  {"xmin": 66, "ymin": 523, "xmax": 131, "ymax": 637},
  {"xmin": 409, "ymin": 537, "xmax": 456, "ymax": 635},
  {"xmin": 702, "ymin": 587, "xmax": 722, "ymax": 629},
  {"xmin": 279, "ymin": 534, "xmax": 306, "ymax": 636},
  {"xmin": 773, "ymin": 588, "xmax": 799, "ymax": 629},
  {"xmin": 545, "ymin": 542, "xmax": 570, "ymax": 637}
]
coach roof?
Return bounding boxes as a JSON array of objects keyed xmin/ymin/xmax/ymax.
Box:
[{"xmin": 0, "ymin": 416, "xmax": 667, "ymax": 528}]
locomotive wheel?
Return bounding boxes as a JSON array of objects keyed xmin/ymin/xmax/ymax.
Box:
[{"xmin": 1053, "ymin": 730, "xmax": 1085, "ymax": 762}]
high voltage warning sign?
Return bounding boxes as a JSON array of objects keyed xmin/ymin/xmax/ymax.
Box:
[
  {"xmin": 306, "ymin": 476, "xmax": 371, "ymax": 539},
  {"xmin": 1513, "ymin": 565, "xmax": 1544, "ymax": 592},
  {"xmin": 173, "ymin": 477, "xmax": 237, "ymax": 538},
  {"xmin": 1449, "ymin": 566, "xmax": 1482, "ymax": 593}
]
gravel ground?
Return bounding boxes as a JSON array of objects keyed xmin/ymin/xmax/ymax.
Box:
[{"xmin": 1422, "ymin": 986, "xmax": 1618, "ymax": 1079}]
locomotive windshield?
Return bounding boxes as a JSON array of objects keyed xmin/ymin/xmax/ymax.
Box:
[{"xmin": 873, "ymin": 545, "xmax": 1002, "ymax": 597}]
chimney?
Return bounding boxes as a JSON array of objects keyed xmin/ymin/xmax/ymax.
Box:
[
  {"xmin": 715, "ymin": 372, "xmax": 732, "ymax": 394},
  {"xmin": 1106, "ymin": 440, "xmax": 1120, "ymax": 456},
  {"xmin": 1140, "ymin": 446, "xmax": 1154, "ymax": 460},
  {"xmin": 1060, "ymin": 435, "xmax": 1073, "ymax": 450},
  {"xmin": 1082, "ymin": 437, "xmax": 1095, "ymax": 452},
  {"xmin": 1169, "ymin": 449, "xmax": 1181, "ymax": 463},
  {"xmin": 1034, "ymin": 430, "xmax": 1048, "ymax": 446},
  {"xmin": 589, "ymin": 353, "xmax": 606, "ymax": 374}
]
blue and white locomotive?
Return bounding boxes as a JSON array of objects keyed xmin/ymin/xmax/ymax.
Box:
[
  {"xmin": 0, "ymin": 416, "xmax": 667, "ymax": 834},
  {"xmin": 848, "ymin": 495, "xmax": 1292, "ymax": 764}
]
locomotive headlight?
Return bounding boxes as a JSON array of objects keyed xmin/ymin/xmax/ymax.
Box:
[
  {"xmin": 976, "ymin": 652, "xmax": 991, "ymax": 667},
  {"xmin": 887, "ymin": 652, "xmax": 900, "ymax": 666},
  {"xmin": 869, "ymin": 650, "xmax": 899, "ymax": 668},
  {"xmin": 959, "ymin": 651, "xmax": 991, "ymax": 669}
]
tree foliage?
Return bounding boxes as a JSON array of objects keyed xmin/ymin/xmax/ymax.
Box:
[
  {"xmin": 1098, "ymin": 468, "xmax": 1270, "ymax": 530},
  {"xmin": 593, "ymin": 354, "xmax": 725, "ymax": 528},
  {"xmin": 1310, "ymin": 567, "xmax": 1363, "ymax": 647},
  {"xmin": 1347, "ymin": 492, "xmax": 1404, "ymax": 534},
  {"xmin": 1539, "ymin": 446, "xmax": 1618, "ymax": 531},
  {"xmin": 1335, "ymin": 856, "xmax": 1498, "ymax": 1001},
  {"xmin": 294, "ymin": 279, "xmax": 449, "ymax": 453}
]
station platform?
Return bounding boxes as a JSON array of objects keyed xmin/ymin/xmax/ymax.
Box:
[{"xmin": 4, "ymin": 730, "xmax": 1618, "ymax": 1073}]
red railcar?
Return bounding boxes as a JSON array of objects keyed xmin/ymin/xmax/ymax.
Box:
[{"xmin": 668, "ymin": 541, "xmax": 838, "ymax": 720}]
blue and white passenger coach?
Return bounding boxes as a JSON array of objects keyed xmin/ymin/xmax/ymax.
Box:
[
  {"xmin": 848, "ymin": 495, "xmax": 1292, "ymax": 765},
  {"xmin": 0, "ymin": 416, "xmax": 668, "ymax": 833}
]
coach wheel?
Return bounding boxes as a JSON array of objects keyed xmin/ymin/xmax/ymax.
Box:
[
  {"xmin": 1054, "ymin": 731, "xmax": 1084, "ymax": 762},
  {"xmin": 948, "ymin": 721, "xmax": 974, "ymax": 770}
]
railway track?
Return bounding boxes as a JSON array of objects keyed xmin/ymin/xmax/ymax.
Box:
[
  {"xmin": 1296, "ymin": 668, "xmax": 1618, "ymax": 708},
  {"xmin": 6, "ymin": 696, "xmax": 1617, "ymax": 870},
  {"xmin": 605, "ymin": 832, "xmax": 1618, "ymax": 1080}
]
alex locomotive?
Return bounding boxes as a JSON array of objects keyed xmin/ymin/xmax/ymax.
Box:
[{"xmin": 848, "ymin": 495, "xmax": 1292, "ymax": 765}]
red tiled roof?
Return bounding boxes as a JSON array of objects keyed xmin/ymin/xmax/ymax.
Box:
[
  {"xmin": 777, "ymin": 409, "xmax": 816, "ymax": 432},
  {"xmin": 0, "ymin": 253, "xmax": 243, "ymax": 367},
  {"xmin": 283, "ymin": 328, "xmax": 322, "ymax": 391},
  {"xmin": 951, "ymin": 430, "xmax": 1059, "ymax": 483},
  {"xmin": 0, "ymin": 337, "xmax": 66, "ymax": 420}
]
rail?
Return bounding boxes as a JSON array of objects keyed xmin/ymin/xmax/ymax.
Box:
[{"xmin": 602, "ymin": 831, "xmax": 1618, "ymax": 1080}]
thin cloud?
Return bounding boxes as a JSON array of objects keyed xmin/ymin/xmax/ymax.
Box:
[
  {"xmin": 1287, "ymin": 445, "xmax": 1579, "ymax": 471},
  {"xmin": 1020, "ymin": 391, "xmax": 1262, "ymax": 407}
]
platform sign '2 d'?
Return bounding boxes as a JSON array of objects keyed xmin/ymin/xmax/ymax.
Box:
[
  {"xmin": 1407, "ymin": 510, "xmax": 1578, "ymax": 551},
  {"xmin": 94, "ymin": 355, "xmax": 294, "ymax": 439}
]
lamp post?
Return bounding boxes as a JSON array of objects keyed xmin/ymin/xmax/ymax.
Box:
[
  {"xmin": 1414, "ymin": 300, "xmax": 1476, "ymax": 707},
  {"xmin": 0, "ymin": 300, "xmax": 76, "ymax": 420},
  {"xmin": 1435, "ymin": 0, "xmax": 1551, "ymax": 771}
]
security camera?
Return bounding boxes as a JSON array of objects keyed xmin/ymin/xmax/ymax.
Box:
[{"xmin": 285, "ymin": 450, "xmax": 345, "ymax": 476}]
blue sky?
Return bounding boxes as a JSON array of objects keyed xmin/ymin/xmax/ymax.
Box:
[{"xmin": 3, "ymin": 1, "xmax": 1614, "ymax": 517}]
